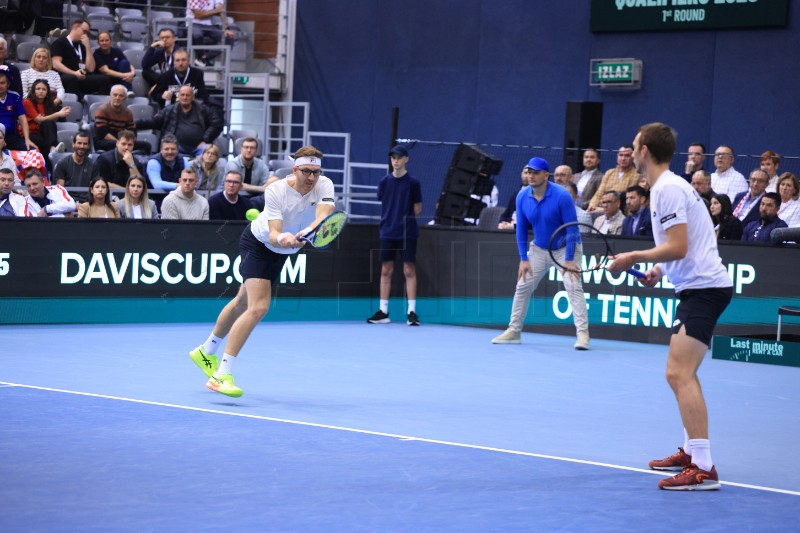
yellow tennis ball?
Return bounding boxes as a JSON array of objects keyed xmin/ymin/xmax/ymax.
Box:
[{"xmin": 245, "ymin": 208, "xmax": 260, "ymax": 221}]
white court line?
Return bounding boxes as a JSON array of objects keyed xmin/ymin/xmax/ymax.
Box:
[{"xmin": 3, "ymin": 381, "xmax": 799, "ymax": 497}]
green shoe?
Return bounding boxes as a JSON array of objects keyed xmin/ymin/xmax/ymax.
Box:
[
  {"xmin": 189, "ymin": 346, "xmax": 219, "ymax": 378},
  {"xmin": 206, "ymin": 373, "xmax": 243, "ymax": 398}
]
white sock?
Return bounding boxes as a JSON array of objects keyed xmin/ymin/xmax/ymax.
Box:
[
  {"xmin": 683, "ymin": 428, "xmax": 691, "ymax": 455},
  {"xmin": 203, "ymin": 333, "xmax": 224, "ymax": 355},
  {"xmin": 688, "ymin": 439, "xmax": 712, "ymax": 471},
  {"xmin": 407, "ymin": 300, "xmax": 416, "ymax": 313},
  {"xmin": 216, "ymin": 353, "xmax": 236, "ymax": 375},
  {"xmin": 380, "ymin": 300, "xmax": 389, "ymax": 314}
]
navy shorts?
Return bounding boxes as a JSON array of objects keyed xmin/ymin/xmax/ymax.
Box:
[
  {"xmin": 672, "ymin": 287, "xmax": 733, "ymax": 346},
  {"xmin": 379, "ymin": 239, "xmax": 417, "ymax": 263},
  {"xmin": 239, "ymin": 225, "xmax": 289, "ymax": 284}
]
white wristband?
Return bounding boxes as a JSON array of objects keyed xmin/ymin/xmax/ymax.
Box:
[{"xmin": 300, "ymin": 226, "xmax": 313, "ymax": 237}]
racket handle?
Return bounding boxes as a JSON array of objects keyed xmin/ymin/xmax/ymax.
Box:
[{"xmin": 627, "ymin": 268, "xmax": 646, "ymax": 279}]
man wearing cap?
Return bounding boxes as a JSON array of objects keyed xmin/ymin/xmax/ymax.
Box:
[
  {"xmin": 0, "ymin": 67, "xmax": 36, "ymax": 152},
  {"xmin": 367, "ymin": 144, "xmax": 423, "ymax": 326},
  {"xmin": 492, "ymin": 157, "xmax": 590, "ymax": 349}
]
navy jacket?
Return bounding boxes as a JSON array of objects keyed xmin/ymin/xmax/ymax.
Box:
[{"xmin": 621, "ymin": 207, "xmax": 653, "ymax": 237}]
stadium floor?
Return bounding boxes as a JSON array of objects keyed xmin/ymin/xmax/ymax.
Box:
[{"xmin": 2, "ymin": 322, "xmax": 798, "ymax": 531}]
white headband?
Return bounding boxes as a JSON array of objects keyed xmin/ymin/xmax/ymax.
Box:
[{"xmin": 294, "ymin": 156, "xmax": 321, "ymax": 166}]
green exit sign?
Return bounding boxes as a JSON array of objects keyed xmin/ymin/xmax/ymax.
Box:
[
  {"xmin": 232, "ymin": 76, "xmax": 250, "ymax": 84},
  {"xmin": 594, "ymin": 62, "xmax": 633, "ymax": 83},
  {"xmin": 590, "ymin": 58, "xmax": 642, "ymax": 89}
]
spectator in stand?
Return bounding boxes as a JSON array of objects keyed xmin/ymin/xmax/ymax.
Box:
[
  {"xmin": 621, "ymin": 185, "xmax": 652, "ymax": 237},
  {"xmin": 759, "ymin": 151, "xmax": 781, "ymax": 193},
  {"xmin": 151, "ymin": 49, "xmax": 208, "ymax": 108},
  {"xmin": 93, "ymin": 32, "xmax": 135, "ymax": 93},
  {"xmin": 50, "ymin": 19, "xmax": 110, "ymax": 98},
  {"xmin": 741, "ymin": 193, "xmax": 787, "ymax": 243},
  {"xmin": 680, "ymin": 142, "xmax": 706, "ymax": 183},
  {"xmin": 563, "ymin": 181, "xmax": 592, "ymax": 231},
  {"xmin": 140, "ymin": 85, "xmax": 222, "ymax": 157},
  {"xmin": 142, "ymin": 28, "xmax": 177, "ymax": 88},
  {"xmin": 161, "ymin": 168, "xmax": 209, "ymax": 220},
  {"xmin": 0, "ymin": 129, "xmax": 21, "ymax": 184},
  {"xmin": 225, "ymin": 137, "xmax": 269, "ymax": 197},
  {"xmin": 92, "ymin": 130, "xmax": 147, "ymax": 190},
  {"xmin": 52, "ymin": 131, "xmax": 94, "ymax": 189},
  {"xmin": 587, "ymin": 145, "xmax": 639, "ymax": 212},
  {"xmin": 94, "ymin": 85, "xmax": 151, "ymax": 153},
  {"xmin": 21, "ymin": 48, "xmax": 66, "ymax": 107},
  {"xmin": 553, "ymin": 165, "xmax": 573, "ymax": 186},
  {"xmin": 23, "ymin": 79, "xmax": 69, "ymax": 160},
  {"xmin": 146, "ymin": 134, "xmax": 190, "ymax": 191},
  {"xmin": 574, "ymin": 148, "xmax": 603, "ymax": 210},
  {"xmin": 77, "ymin": 177, "xmax": 120, "ymax": 218},
  {"xmin": 0, "ymin": 38, "xmax": 24, "ymax": 96},
  {"xmin": 192, "ymin": 143, "xmax": 224, "ymax": 194},
  {"xmin": 187, "ymin": 0, "xmax": 238, "ymax": 67},
  {"xmin": 710, "ymin": 145, "xmax": 748, "ymax": 200},
  {"xmin": 498, "ymin": 166, "xmax": 527, "ymax": 230},
  {"xmin": 117, "ymin": 175, "xmax": 159, "ymax": 219},
  {"xmin": 776, "ymin": 172, "xmax": 800, "ymax": 228},
  {"xmin": 592, "ymin": 190, "xmax": 624, "ymax": 235},
  {"xmin": 0, "ymin": 67, "xmax": 36, "ymax": 151},
  {"xmin": 22, "ymin": 168, "xmax": 76, "ymax": 217},
  {"xmin": 0, "ymin": 168, "xmax": 26, "ymax": 216},
  {"xmin": 209, "ymin": 170, "xmax": 251, "ymax": 220},
  {"xmin": 709, "ymin": 193, "xmax": 743, "ymax": 241},
  {"xmin": 691, "ymin": 169, "xmax": 715, "ymax": 206},
  {"xmin": 732, "ymin": 169, "xmax": 769, "ymax": 227}
]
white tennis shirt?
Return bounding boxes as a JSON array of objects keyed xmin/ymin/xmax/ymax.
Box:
[
  {"xmin": 251, "ymin": 176, "xmax": 336, "ymax": 254},
  {"xmin": 650, "ymin": 170, "xmax": 732, "ymax": 292}
]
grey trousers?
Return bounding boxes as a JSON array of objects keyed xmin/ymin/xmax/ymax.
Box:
[{"xmin": 507, "ymin": 243, "xmax": 589, "ymax": 335}]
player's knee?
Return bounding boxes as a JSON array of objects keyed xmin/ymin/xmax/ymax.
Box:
[
  {"xmin": 247, "ymin": 302, "xmax": 270, "ymax": 319},
  {"xmin": 381, "ymin": 264, "xmax": 394, "ymax": 277},
  {"xmin": 403, "ymin": 263, "xmax": 416, "ymax": 277},
  {"xmin": 664, "ymin": 367, "xmax": 688, "ymax": 390}
]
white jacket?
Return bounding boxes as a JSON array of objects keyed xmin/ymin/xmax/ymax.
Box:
[
  {"xmin": 24, "ymin": 185, "xmax": 77, "ymax": 217},
  {"xmin": 0, "ymin": 192, "xmax": 27, "ymax": 216}
]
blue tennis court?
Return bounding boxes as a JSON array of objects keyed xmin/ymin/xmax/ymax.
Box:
[{"xmin": 2, "ymin": 322, "xmax": 798, "ymax": 531}]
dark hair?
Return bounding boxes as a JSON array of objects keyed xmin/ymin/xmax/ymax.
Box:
[
  {"xmin": 712, "ymin": 193, "xmax": 733, "ymax": 223},
  {"xmin": 637, "ymin": 122, "xmax": 676, "ymax": 164},
  {"xmin": 626, "ymin": 185, "xmax": 647, "ymax": 198},
  {"xmin": 23, "ymin": 168, "xmax": 43, "ymax": 182},
  {"xmin": 161, "ymin": 133, "xmax": 178, "ymax": 146},
  {"xmin": 26, "ymin": 78, "xmax": 57, "ymax": 115},
  {"xmin": 563, "ymin": 181, "xmax": 577, "ymax": 195},
  {"xmin": 158, "ymin": 28, "xmax": 175, "ymax": 37},
  {"xmin": 762, "ymin": 191, "xmax": 782, "ymax": 209},
  {"xmin": 689, "ymin": 142, "xmax": 706, "ymax": 154},
  {"xmin": 87, "ymin": 177, "xmax": 112, "ymax": 207},
  {"xmin": 73, "ymin": 131, "xmax": 91, "ymax": 143},
  {"xmin": 602, "ymin": 190, "xmax": 620, "ymax": 201},
  {"xmin": 118, "ymin": 130, "xmax": 136, "ymax": 142}
]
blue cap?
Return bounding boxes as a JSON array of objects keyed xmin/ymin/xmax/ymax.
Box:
[
  {"xmin": 527, "ymin": 157, "xmax": 549, "ymax": 172},
  {"xmin": 389, "ymin": 145, "xmax": 409, "ymax": 157}
]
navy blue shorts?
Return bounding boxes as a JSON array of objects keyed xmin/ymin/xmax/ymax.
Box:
[
  {"xmin": 673, "ymin": 287, "xmax": 733, "ymax": 346},
  {"xmin": 239, "ymin": 225, "xmax": 289, "ymax": 284},
  {"xmin": 379, "ymin": 239, "xmax": 417, "ymax": 263}
]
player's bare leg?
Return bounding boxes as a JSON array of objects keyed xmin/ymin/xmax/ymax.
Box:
[
  {"xmin": 210, "ymin": 284, "xmax": 250, "ymax": 339},
  {"xmin": 380, "ymin": 261, "xmax": 394, "ymax": 301},
  {"xmin": 224, "ymin": 278, "xmax": 272, "ymax": 356},
  {"xmin": 403, "ymin": 262, "xmax": 419, "ymax": 325}
]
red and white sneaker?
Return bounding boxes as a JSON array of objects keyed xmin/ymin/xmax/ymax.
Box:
[
  {"xmin": 658, "ymin": 464, "xmax": 720, "ymax": 491},
  {"xmin": 648, "ymin": 447, "xmax": 692, "ymax": 471}
]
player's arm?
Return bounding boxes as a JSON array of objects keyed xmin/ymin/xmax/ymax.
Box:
[
  {"xmin": 268, "ymin": 218, "xmax": 297, "ymax": 248},
  {"xmin": 608, "ymin": 223, "xmax": 687, "ymax": 285},
  {"xmin": 297, "ymin": 202, "xmax": 335, "ymax": 239}
]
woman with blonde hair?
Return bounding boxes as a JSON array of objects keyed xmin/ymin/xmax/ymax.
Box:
[
  {"xmin": 776, "ymin": 172, "xmax": 800, "ymax": 227},
  {"xmin": 78, "ymin": 177, "xmax": 121, "ymax": 219},
  {"xmin": 191, "ymin": 143, "xmax": 224, "ymax": 194},
  {"xmin": 117, "ymin": 175, "xmax": 159, "ymax": 219},
  {"xmin": 21, "ymin": 48, "xmax": 66, "ymax": 107}
]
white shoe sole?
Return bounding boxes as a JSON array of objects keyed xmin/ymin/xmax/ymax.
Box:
[
  {"xmin": 492, "ymin": 338, "xmax": 520, "ymax": 344},
  {"xmin": 367, "ymin": 318, "xmax": 390, "ymax": 324}
]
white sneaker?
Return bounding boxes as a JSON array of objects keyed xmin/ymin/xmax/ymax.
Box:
[
  {"xmin": 492, "ymin": 329, "xmax": 521, "ymax": 344},
  {"xmin": 574, "ymin": 332, "xmax": 590, "ymax": 350}
]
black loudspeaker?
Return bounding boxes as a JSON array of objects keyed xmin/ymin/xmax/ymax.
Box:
[
  {"xmin": 563, "ymin": 101, "xmax": 603, "ymax": 173},
  {"xmin": 435, "ymin": 191, "xmax": 486, "ymax": 225},
  {"xmin": 444, "ymin": 167, "xmax": 496, "ymax": 197},
  {"xmin": 452, "ymin": 143, "xmax": 504, "ymax": 176}
]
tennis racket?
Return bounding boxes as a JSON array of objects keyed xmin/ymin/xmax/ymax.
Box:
[
  {"xmin": 298, "ymin": 211, "xmax": 347, "ymax": 249},
  {"xmin": 547, "ymin": 221, "xmax": 645, "ymax": 278}
]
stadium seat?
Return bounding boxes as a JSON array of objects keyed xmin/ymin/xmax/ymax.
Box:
[
  {"xmin": 56, "ymin": 130, "xmax": 76, "ymax": 151},
  {"xmin": 123, "ymin": 48, "xmax": 145, "ymax": 70},
  {"xmin": 120, "ymin": 22, "xmax": 148, "ymax": 42},
  {"xmin": 128, "ymin": 104, "xmax": 154, "ymax": 121},
  {"xmin": 86, "ymin": 13, "xmax": 116, "ymax": 37},
  {"xmin": 117, "ymin": 42, "xmax": 145, "ymax": 52},
  {"xmin": 477, "ymin": 206, "xmax": 505, "ymax": 230},
  {"xmin": 15, "ymin": 42, "xmax": 40, "ymax": 63}
]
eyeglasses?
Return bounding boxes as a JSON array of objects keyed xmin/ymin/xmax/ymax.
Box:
[
  {"xmin": 554, "ymin": 172, "xmax": 569, "ymax": 177},
  {"xmin": 224, "ymin": 179, "xmax": 242, "ymax": 185},
  {"xmin": 299, "ymin": 168, "xmax": 321, "ymax": 177}
]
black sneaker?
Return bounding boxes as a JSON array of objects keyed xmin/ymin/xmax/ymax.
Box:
[
  {"xmin": 407, "ymin": 311, "xmax": 420, "ymax": 326},
  {"xmin": 367, "ymin": 310, "xmax": 390, "ymax": 324}
]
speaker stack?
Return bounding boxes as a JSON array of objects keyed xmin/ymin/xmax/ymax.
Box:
[
  {"xmin": 435, "ymin": 143, "xmax": 504, "ymax": 226},
  {"xmin": 562, "ymin": 101, "xmax": 603, "ymax": 173}
]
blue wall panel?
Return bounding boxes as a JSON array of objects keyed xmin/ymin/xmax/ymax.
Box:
[{"xmin": 293, "ymin": 1, "xmax": 799, "ymax": 164}]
